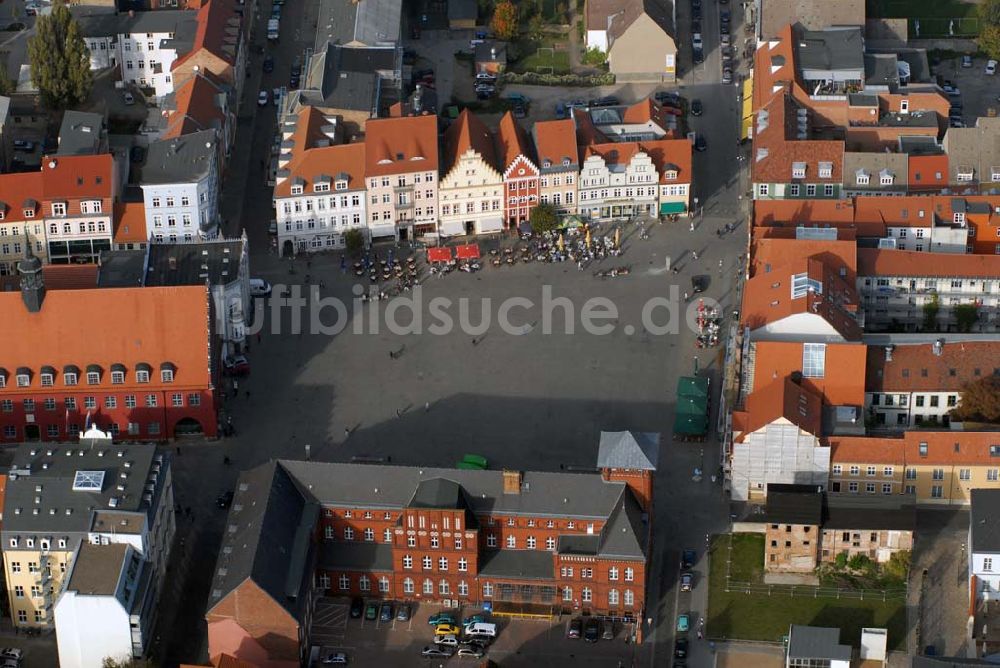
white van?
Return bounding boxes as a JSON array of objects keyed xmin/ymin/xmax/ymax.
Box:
[{"xmin": 464, "ymin": 622, "xmax": 497, "ymax": 638}]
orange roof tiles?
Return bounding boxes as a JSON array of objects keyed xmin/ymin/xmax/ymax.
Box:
[
  {"xmin": 41, "ymin": 154, "xmax": 114, "ymax": 200},
  {"xmin": 749, "ymin": 237, "xmax": 858, "ymax": 279},
  {"xmin": 164, "ymin": 73, "xmax": 227, "ymax": 139},
  {"xmin": 571, "ymin": 107, "xmax": 608, "ymax": 146},
  {"xmin": 364, "ymin": 114, "xmax": 439, "ymax": 177},
  {"xmin": 532, "ymin": 118, "xmax": 579, "ymax": 168},
  {"xmin": 0, "ymin": 172, "xmax": 45, "ymax": 222},
  {"xmin": 274, "ymin": 139, "xmax": 366, "ymax": 198},
  {"xmin": 829, "ymin": 436, "xmax": 904, "ymax": 465},
  {"xmin": 752, "ymin": 341, "xmax": 867, "ymax": 405},
  {"xmin": 0, "ymin": 286, "xmax": 211, "ymax": 390},
  {"xmin": 173, "ymin": 0, "xmax": 240, "ymax": 72},
  {"xmin": 734, "ymin": 377, "xmax": 823, "ymax": 441},
  {"xmin": 907, "ymin": 154, "xmax": 949, "ymax": 191},
  {"xmin": 581, "ymin": 139, "xmax": 692, "ymax": 184},
  {"xmin": 442, "ymin": 109, "xmax": 497, "ymax": 174},
  {"xmin": 495, "ymin": 111, "xmax": 536, "ymax": 172},
  {"xmin": 865, "ymin": 341, "xmax": 1000, "ymax": 392},
  {"xmin": 857, "ymin": 248, "xmax": 1000, "ymax": 278},
  {"xmin": 853, "ymin": 196, "xmax": 935, "ymax": 228},
  {"xmin": 114, "ymin": 201, "xmax": 149, "ymax": 245},
  {"xmin": 0, "ymin": 265, "xmax": 99, "ymax": 293},
  {"xmin": 753, "ymin": 199, "xmax": 856, "ymax": 227}
]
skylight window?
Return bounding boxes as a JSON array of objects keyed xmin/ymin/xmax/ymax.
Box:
[
  {"xmin": 72, "ymin": 470, "xmax": 105, "ymax": 492},
  {"xmin": 802, "ymin": 343, "xmax": 827, "ymax": 378}
]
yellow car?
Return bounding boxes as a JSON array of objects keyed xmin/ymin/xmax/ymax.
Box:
[{"xmin": 434, "ymin": 624, "xmax": 461, "ymax": 636}]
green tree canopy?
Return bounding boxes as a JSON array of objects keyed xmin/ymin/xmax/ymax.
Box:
[
  {"xmin": 978, "ymin": 24, "xmax": 1000, "ymax": 60},
  {"xmin": 28, "ymin": 1, "xmax": 92, "ymax": 109},
  {"xmin": 979, "ymin": 0, "xmax": 1000, "ymax": 27},
  {"xmin": 490, "ymin": 0, "xmax": 518, "ymax": 41},
  {"xmin": 529, "ymin": 203, "xmax": 559, "ymax": 232},
  {"xmin": 951, "ymin": 375, "xmax": 1000, "ymax": 423},
  {"xmin": 344, "ymin": 228, "xmax": 365, "ymax": 257}
]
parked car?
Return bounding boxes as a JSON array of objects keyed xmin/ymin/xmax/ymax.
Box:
[
  {"xmin": 677, "ymin": 613, "xmax": 690, "ymax": 632},
  {"xmin": 692, "ymin": 34, "xmax": 703, "ymax": 51},
  {"xmin": 464, "ymin": 622, "xmax": 497, "ymax": 638},
  {"xmin": 567, "ymin": 618, "xmax": 582, "ymax": 639},
  {"xmin": 601, "ymin": 620, "xmax": 615, "ymax": 640},
  {"xmin": 506, "ymin": 93, "xmax": 530, "ymax": 104},
  {"xmin": 364, "ymin": 602, "xmax": 378, "ymax": 620},
  {"xmin": 379, "ymin": 602, "xmax": 393, "ymax": 622},
  {"xmin": 320, "ymin": 652, "xmax": 348, "ymax": 665},
  {"xmin": 257, "ymin": 90, "xmax": 269, "ymax": 106},
  {"xmin": 223, "ymin": 355, "xmax": 250, "ymax": 376},
  {"xmin": 434, "ymin": 634, "xmax": 460, "ymax": 647},
  {"xmin": 457, "ymin": 645, "xmax": 484, "ymax": 658},
  {"xmin": 421, "ymin": 646, "xmax": 454, "ymax": 657},
  {"xmin": 413, "ymin": 68, "xmax": 433, "ymax": 80},
  {"xmin": 691, "ymin": 275, "xmax": 709, "ymax": 293},
  {"xmin": 512, "ymin": 104, "xmax": 527, "ymax": 118},
  {"xmin": 681, "ymin": 549, "xmax": 697, "ymax": 569},
  {"xmin": 722, "ymin": 68, "xmax": 733, "ymax": 84},
  {"xmin": 694, "ymin": 135, "xmax": 707, "ymax": 152},
  {"xmin": 720, "ymin": 22, "xmax": 729, "ymax": 35},
  {"xmin": 691, "ymin": 2, "xmax": 701, "ymax": 18},
  {"xmin": 349, "ymin": 597, "xmax": 363, "ymax": 618},
  {"xmin": 435, "ymin": 624, "xmax": 461, "ymax": 636},
  {"xmin": 720, "ymin": 32, "xmax": 731, "ymax": 46},
  {"xmin": 12, "ymin": 140, "xmax": 34, "ymax": 152},
  {"xmin": 249, "ymin": 278, "xmax": 272, "ymax": 297},
  {"xmin": 691, "ymin": 20, "xmax": 701, "ymax": 33},
  {"xmin": 962, "ymin": 54, "xmax": 973, "ymax": 68},
  {"xmin": 720, "ymin": 9, "xmax": 731, "ymax": 23},
  {"xmin": 123, "ymin": 91, "xmax": 135, "ymax": 105},
  {"xmin": 475, "ymin": 72, "xmax": 497, "ymax": 81},
  {"xmin": 555, "ymin": 102, "xmax": 567, "ymax": 118},
  {"xmin": 987, "ymin": 59, "xmax": 998, "ymax": 75},
  {"xmin": 693, "ymin": 48, "xmax": 704, "ymax": 64},
  {"xmin": 216, "ymin": 491, "xmax": 234, "ymax": 508},
  {"xmin": 396, "ymin": 604, "xmax": 411, "ymax": 621},
  {"xmin": 680, "ymin": 571, "xmax": 695, "ymax": 591},
  {"xmin": 583, "ymin": 618, "xmax": 600, "ymax": 643},
  {"xmin": 675, "ymin": 638, "xmax": 689, "ymax": 658},
  {"xmin": 268, "ymin": 220, "xmax": 278, "ymax": 235},
  {"xmin": 263, "ymin": 57, "xmax": 274, "ymax": 72},
  {"xmin": 654, "ymin": 90, "xmax": 682, "ymax": 106},
  {"xmin": 0, "ymin": 651, "xmax": 21, "ymax": 663},
  {"xmin": 462, "ymin": 614, "xmax": 489, "ymax": 627}
]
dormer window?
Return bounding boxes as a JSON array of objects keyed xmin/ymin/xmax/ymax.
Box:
[
  {"xmin": 16, "ymin": 371, "xmax": 30, "ymax": 387},
  {"xmin": 80, "ymin": 200, "xmax": 102, "ymax": 214},
  {"xmin": 64, "ymin": 371, "xmax": 79, "ymax": 387},
  {"xmin": 23, "ymin": 207, "xmax": 34, "ymax": 218},
  {"xmin": 111, "ymin": 364, "xmax": 126, "ymax": 384},
  {"xmin": 290, "ymin": 185, "xmax": 304, "ymax": 195},
  {"xmin": 335, "ymin": 180, "xmax": 348, "ymax": 191},
  {"xmin": 879, "ymin": 169, "xmax": 894, "ymax": 186},
  {"xmin": 136, "ymin": 363, "xmax": 152, "ymax": 384},
  {"xmin": 953, "ymin": 212, "xmax": 966, "ymax": 224},
  {"xmin": 542, "ymin": 159, "xmax": 551, "ymax": 168},
  {"xmin": 856, "ymin": 170, "xmax": 870, "ymax": 186},
  {"xmin": 816, "ymin": 162, "xmax": 832, "ymax": 178},
  {"xmin": 51, "ymin": 202, "xmax": 67, "ymax": 216},
  {"xmin": 0, "ymin": 370, "xmax": 6, "ymax": 389},
  {"xmin": 160, "ymin": 362, "xmax": 176, "ymax": 383},
  {"xmin": 314, "ymin": 183, "xmax": 330, "ymax": 193},
  {"xmin": 0, "ymin": 208, "xmax": 6, "ymax": 221},
  {"xmin": 791, "ymin": 162, "xmax": 806, "ymax": 179},
  {"xmin": 40, "ymin": 372, "xmax": 54, "ymax": 387},
  {"xmin": 664, "ymin": 169, "xmax": 678, "ymax": 180}
]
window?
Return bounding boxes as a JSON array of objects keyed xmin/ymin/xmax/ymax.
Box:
[
  {"xmin": 423, "ymin": 579, "xmax": 433, "ymax": 594},
  {"xmin": 883, "ymin": 466, "xmax": 893, "ymax": 477},
  {"xmin": 758, "ymin": 184, "xmax": 769, "ymax": 196},
  {"xmin": 546, "ymin": 537, "xmax": 556, "ymax": 550},
  {"xmin": 856, "ymin": 171, "xmax": 870, "ymax": 186},
  {"xmin": 486, "ymin": 534, "xmax": 497, "ymax": 547},
  {"xmin": 402, "ymin": 555, "xmax": 413, "ymax": 569},
  {"xmin": 506, "ymin": 535, "xmax": 516, "ymax": 548},
  {"xmin": 960, "ymin": 469, "xmax": 971, "ymax": 481},
  {"xmin": 988, "ymin": 469, "xmax": 999, "ymax": 482},
  {"xmin": 407, "ymin": 536, "xmax": 416, "ymax": 548},
  {"xmin": 454, "ymin": 536, "xmax": 462, "ymax": 550},
  {"xmin": 111, "ymin": 370, "xmax": 125, "ymax": 384},
  {"xmin": 625, "ymin": 567, "xmax": 634, "ymax": 582},
  {"xmin": 439, "ymin": 557, "xmax": 448, "ymax": 571},
  {"xmin": 483, "ymin": 582, "xmax": 493, "ymax": 597},
  {"xmin": 801, "ymin": 343, "xmax": 826, "ymax": 378},
  {"xmin": 364, "ymin": 528, "xmax": 374, "ymax": 542},
  {"xmin": 64, "ymin": 372, "xmax": 78, "ymax": 386},
  {"xmin": 359, "ymin": 575, "xmax": 371, "ymax": 592},
  {"xmin": 403, "ymin": 578, "xmax": 414, "ymax": 594},
  {"xmin": 384, "ymin": 528, "xmax": 393, "ymax": 543},
  {"xmin": 932, "ymin": 469, "xmax": 944, "ymax": 480},
  {"xmin": 791, "ymin": 273, "xmax": 823, "ymax": 299},
  {"xmin": 13, "ymin": 586, "xmax": 23, "ymax": 599},
  {"xmin": 582, "ymin": 587, "xmax": 592, "ymax": 602},
  {"xmin": 458, "ymin": 581, "xmax": 469, "ymax": 596},
  {"xmin": 609, "ymin": 567, "xmax": 619, "ymax": 581},
  {"xmin": 824, "ymin": 184, "xmax": 834, "ymax": 197},
  {"xmin": 867, "ymin": 466, "xmax": 876, "ymax": 477},
  {"xmin": 624, "ymin": 589, "xmax": 635, "ymax": 607},
  {"xmin": 849, "ymin": 482, "xmax": 859, "ymax": 493},
  {"xmin": 422, "ymin": 556, "xmax": 432, "ymax": 570},
  {"xmin": 931, "ymin": 485, "xmax": 943, "ymax": 498},
  {"xmin": 430, "ymin": 536, "xmax": 439, "ymax": 549},
  {"xmin": 161, "ymin": 369, "xmax": 174, "ymax": 383},
  {"xmin": 582, "ymin": 568, "xmax": 593, "ymax": 578},
  {"xmin": 338, "ymin": 574, "xmax": 350, "ymax": 590},
  {"xmin": 526, "ymin": 536, "xmax": 536, "ymax": 549},
  {"xmin": 439, "ymin": 580, "xmax": 450, "ymax": 595},
  {"xmin": 136, "ymin": 370, "xmax": 150, "ymax": 383},
  {"xmin": 145, "ymin": 394, "xmax": 157, "ymax": 407},
  {"xmin": 563, "ymin": 586, "xmax": 573, "ymax": 601},
  {"xmin": 608, "ymin": 589, "xmax": 620, "ymax": 606},
  {"xmin": 344, "ymin": 527, "xmax": 354, "ymax": 540},
  {"xmin": 458, "ymin": 558, "xmax": 468, "ymax": 572},
  {"xmin": 324, "ymin": 525, "xmax": 334, "ymax": 539},
  {"xmin": 986, "ymin": 558, "xmax": 994, "ymax": 572},
  {"xmin": 866, "ymin": 483, "xmax": 876, "ymax": 493}
]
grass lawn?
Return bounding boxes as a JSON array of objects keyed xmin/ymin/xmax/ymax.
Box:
[
  {"xmin": 707, "ymin": 535, "xmax": 908, "ymax": 650},
  {"xmin": 870, "ymin": 0, "xmax": 980, "ymax": 36},
  {"xmin": 514, "ymin": 40, "xmax": 571, "ymax": 74}
]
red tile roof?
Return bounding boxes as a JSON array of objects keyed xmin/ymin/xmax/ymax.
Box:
[
  {"xmin": 865, "ymin": 341, "xmax": 1000, "ymax": 392},
  {"xmin": 581, "ymin": 139, "xmax": 692, "ymax": 184},
  {"xmin": 734, "ymin": 377, "xmax": 823, "ymax": 442},
  {"xmin": 753, "ymin": 199, "xmax": 856, "ymax": 227},
  {"xmin": 442, "ymin": 109, "xmax": 497, "ymax": 174},
  {"xmin": 571, "ymin": 107, "xmax": 608, "ymax": 146},
  {"xmin": 495, "ymin": 111, "xmax": 536, "ymax": 172},
  {"xmin": 829, "ymin": 436, "xmax": 904, "ymax": 465},
  {"xmin": 0, "ymin": 286, "xmax": 211, "ymax": 390},
  {"xmin": 832, "ymin": 432, "xmax": 1000, "ymax": 467},
  {"xmin": 172, "ymin": 0, "xmax": 241, "ymax": 72},
  {"xmin": 0, "ymin": 172, "xmax": 45, "ymax": 222},
  {"xmin": 364, "ymin": 114, "xmax": 439, "ymax": 177},
  {"xmin": 41, "ymin": 154, "xmax": 114, "ymax": 200},
  {"xmin": 274, "ymin": 119, "xmax": 366, "ymax": 199},
  {"xmin": 532, "ymin": 119, "xmax": 579, "ymax": 168},
  {"xmin": 114, "ymin": 201, "xmax": 149, "ymax": 245},
  {"xmin": 749, "ymin": 237, "xmax": 858, "ymax": 279},
  {"xmin": 857, "ymin": 248, "xmax": 1000, "ymax": 278},
  {"xmin": 0, "ymin": 265, "xmax": 99, "ymax": 292},
  {"xmin": 752, "ymin": 341, "xmax": 867, "ymax": 405},
  {"xmin": 853, "ymin": 196, "xmax": 936, "ymax": 228},
  {"xmin": 907, "ymin": 154, "xmax": 949, "ymax": 191},
  {"xmin": 164, "ymin": 73, "xmax": 227, "ymax": 139}
]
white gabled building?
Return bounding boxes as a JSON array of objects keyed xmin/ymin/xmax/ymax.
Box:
[
  {"xmin": 438, "ymin": 109, "xmax": 504, "ymax": 237},
  {"xmin": 274, "ymin": 107, "xmax": 367, "ymax": 256},
  {"xmin": 77, "ymin": 10, "xmax": 199, "ymax": 101},
  {"xmin": 140, "ymin": 130, "xmax": 220, "ymax": 240}
]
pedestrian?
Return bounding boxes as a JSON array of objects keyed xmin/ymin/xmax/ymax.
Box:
[
  {"xmin": 692, "ymin": 251, "xmax": 699, "ymax": 260},
  {"xmin": 718, "ymin": 259, "xmax": 724, "ymax": 268},
  {"xmin": 175, "ymin": 446, "xmax": 180, "ymax": 455},
  {"xmin": 697, "ymin": 630, "xmax": 703, "ymax": 640},
  {"xmin": 344, "ymin": 427, "xmax": 350, "ymax": 439},
  {"xmin": 424, "ymin": 401, "xmax": 430, "ymax": 412},
  {"xmin": 689, "ymin": 221, "xmax": 695, "ymax": 232},
  {"xmin": 245, "ymin": 390, "xmax": 250, "ymax": 399},
  {"xmin": 684, "ymin": 291, "xmax": 689, "ymax": 301},
  {"xmin": 257, "ymin": 332, "xmax": 261, "ymax": 344},
  {"xmin": 471, "ymin": 337, "xmax": 478, "ymax": 346}
]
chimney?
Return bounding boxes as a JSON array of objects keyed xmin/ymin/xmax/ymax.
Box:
[
  {"xmin": 933, "ymin": 338, "xmax": 944, "ymax": 356},
  {"xmin": 884, "ymin": 344, "xmax": 894, "ymax": 362},
  {"xmin": 502, "ymin": 470, "xmax": 522, "ymax": 495}
]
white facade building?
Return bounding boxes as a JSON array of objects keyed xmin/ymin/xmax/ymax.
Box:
[
  {"xmin": 577, "ymin": 148, "xmax": 660, "ymax": 221},
  {"xmin": 970, "ymin": 490, "xmax": 1000, "ymax": 604},
  {"xmin": 141, "ymin": 130, "xmax": 220, "ymax": 239},
  {"xmin": 77, "ymin": 10, "xmax": 198, "ymax": 101}
]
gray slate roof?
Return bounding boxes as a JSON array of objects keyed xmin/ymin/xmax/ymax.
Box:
[
  {"xmin": 796, "ymin": 28, "xmax": 865, "ymax": 73},
  {"xmin": 75, "ymin": 9, "xmax": 198, "ymax": 53},
  {"xmin": 823, "ymin": 494, "xmax": 916, "ymax": 531},
  {"xmin": 597, "ymin": 431, "xmax": 659, "ymax": 471},
  {"xmin": 448, "ymin": 0, "xmax": 477, "ymax": 21},
  {"xmin": 208, "ymin": 461, "xmax": 316, "ymax": 619},
  {"xmin": 320, "ymin": 542, "xmax": 394, "ymax": 571},
  {"xmin": 478, "ymin": 549, "xmax": 554, "ymax": 580},
  {"xmin": 144, "ymin": 240, "xmax": 244, "ymax": 287},
  {"xmin": 315, "ymin": 0, "xmax": 400, "ymax": 48},
  {"xmin": 787, "ymin": 625, "xmax": 853, "ymax": 661},
  {"xmin": 2, "ymin": 442, "xmax": 159, "ymax": 536},
  {"xmin": 764, "ymin": 484, "xmax": 823, "ymax": 525},
  {"xmin": 307, "ymin": 44, "xmax": 398, "ymax": 112},
  {"xmin": 140, "ymin": 130, "xmax": 217, "ymax": 185},
  {"xmin": 971, "ymin": 489, "xmax": 1000, "ymax": 553},
  {"xmin": 56, "ymin": 111, "xmax": 106, "ymax": 157}
]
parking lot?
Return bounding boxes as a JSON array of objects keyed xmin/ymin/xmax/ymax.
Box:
[
  {"xmin": 309, "ymin": 597, "xmax": 643, "ymax": 667},
  {"xmin": 931, "ymin": 53, "xmax": 999, "ymax": 125}
]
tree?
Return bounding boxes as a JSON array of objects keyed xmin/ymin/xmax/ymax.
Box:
[
  {"xmin": 922, "ymin": 295, "xmax": 939, "ymax": 331},
  {"xmin": 978, "ymin": 24, "xmax": 1000, "ymax": 61},
  {"xmin": 28, "ymin": 1, "xmax": 92, "ymax": 109},
  {"xmin": 490, "ymin": 0, "xmax": 518, "ymax": 41},
  {"xmin": 529, "ymin": 203, "xmax": 559, "ymax": 233},
  {"xmin": 582, "ymin": 47, "xmax": 606, "ymax": 65},
  {"xmin": 980, "ymin": 0, "xmax": 1000, "ymax": 27},
  {"xmin": 0, "ymin": 67, "xmax": 13, "ymax": 97},
  {"xmin": 954, "ymin": 303, "xmax": 979, "ymax": 332},
  {"xmin": 951, "ymin": 375, "xmax": 1000, "ymax": 423},
  {"xmin": 344, "ymin": 228, "xmax": 365, "ymax": 257}
]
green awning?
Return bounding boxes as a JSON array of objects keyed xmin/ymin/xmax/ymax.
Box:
[{"xmin": 660, "ymin": 201, "xmax": 687, "ymax": 214}]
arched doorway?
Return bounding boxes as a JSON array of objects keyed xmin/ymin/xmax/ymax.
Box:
[
  {"xmin": 282, "ymin": 240, "xmax": 294, "ymax": 257},
  {"xmin": 174, "ymin": 417, "xmax": 203, "ymax": 436}
]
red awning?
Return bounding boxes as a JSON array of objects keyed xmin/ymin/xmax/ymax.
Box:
[
  {"xmin": 427, "ymin": 247, "xmax": 453, "ymax": 262},
  {"xmin": 456, "ymin": 244, "xmax": 480, "ymax": 259}
]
